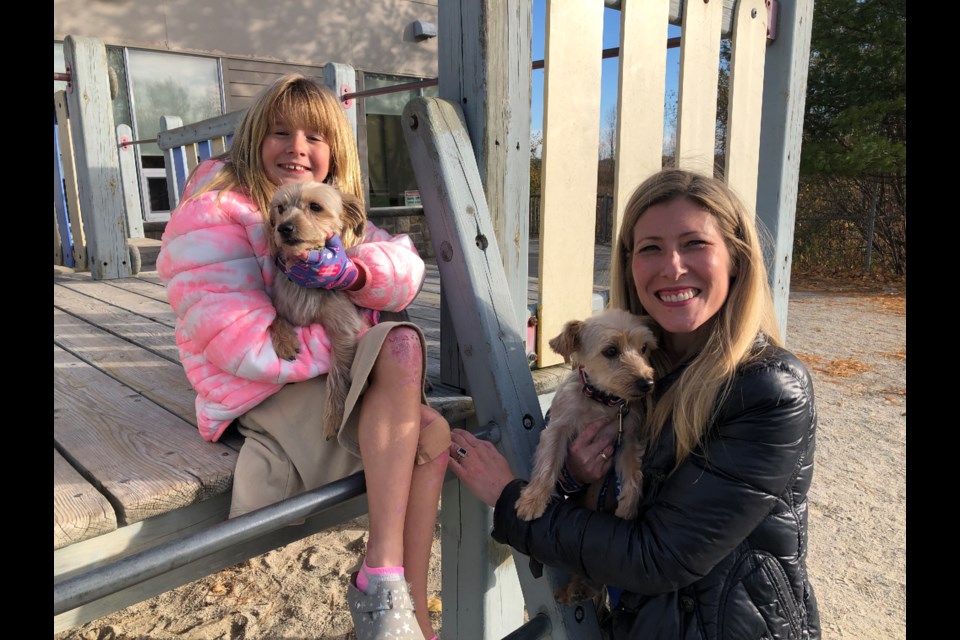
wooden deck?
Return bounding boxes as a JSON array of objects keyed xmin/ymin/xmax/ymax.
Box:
[{"xmin": 53, "ymin": 257, "xmax": 581, "ymax": 551}]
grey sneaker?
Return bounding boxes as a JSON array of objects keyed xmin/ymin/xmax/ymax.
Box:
[{"xmin": 347, "ymin": 573, "xmax": 423, "ymax": 640}]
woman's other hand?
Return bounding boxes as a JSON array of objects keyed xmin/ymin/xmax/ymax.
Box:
[
  {"xmin": 448, "ymin": 429, "xmax": 517, "ymax": 508},
  {"xmin": 565, "ymin": 415, "xmax": 618, "ymax": 485}
]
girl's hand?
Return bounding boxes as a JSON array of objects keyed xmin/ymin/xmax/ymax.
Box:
[
  {"xmin": 448, "ymin": 429, "xmax": 517, "ymax": 508},
  {"xmin": 565, "ymin": 416, "xmax": 618, "ymax": 485},
  {"xmin": 284, "ymin": 234, "xmax": 359, "ymax": 290}
]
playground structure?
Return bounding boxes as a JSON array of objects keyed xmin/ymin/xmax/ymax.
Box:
[{"xmin": 54, "ymin": 1, "xmax": 813, "ymax": 638}]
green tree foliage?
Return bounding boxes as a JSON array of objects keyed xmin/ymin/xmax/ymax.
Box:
[{"xmin": 796, "ymin": 0, "xmax": 906, "ymax": 275}]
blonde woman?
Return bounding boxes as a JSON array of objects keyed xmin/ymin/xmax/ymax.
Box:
[{"xmin": 449, "ymin": 168, "xmax": 820, "ymax": 639}]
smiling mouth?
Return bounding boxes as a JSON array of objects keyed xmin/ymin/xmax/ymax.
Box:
[
  {"xmin": 279, "ymin": 163, "xmax": 310, "ymax": 172},
  {"xmin": 657, "ymin": 288, "xmax": 698, "ymax": 303}
]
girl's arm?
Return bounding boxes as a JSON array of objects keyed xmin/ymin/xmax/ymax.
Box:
[
  {"xmin": 491, "ymin": 355, "xmax": 816, "ymax": 595},
  {"xmin": 345, "ymin": 221, "xmax": 426, "ymax": 312}
]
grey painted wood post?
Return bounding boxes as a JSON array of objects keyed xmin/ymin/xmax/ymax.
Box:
[
  {"xmin": 116, "ymin": 125, "xmax": 144, "ymax": 240},
  {"xmin": 405, "ymin": 97, "xmax": 597, "ymax": 640},
  {"xmin": 160, "ymin": 116, "xmax": 186, "ymax": 211},
  {"xmin": 63, "ymin": 36, "xmax": 133, "ymax": 280},
  {"xmin": 756, "ymin": 0, "xmax": 815, "ymax": 340},
  {"xmin": 323, "ymin": 63, "xmax": 358, "ymax": 143},
  {"xmin": 437, "ymin": 0, "xmax": 533, "ymax": 390}
]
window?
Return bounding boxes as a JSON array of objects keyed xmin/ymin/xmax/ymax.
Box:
[
  {"xmin": 363, "ymin": 73, "xmax": 438, "ymax": 207},
  {"xmin": 125, "ymin": 49, "xmax": 224, "ymax": 221}
]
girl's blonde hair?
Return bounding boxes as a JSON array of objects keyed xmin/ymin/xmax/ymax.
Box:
[
  {"xmin": 186, "ymin": 74, "xmax": 366, "ymax": 248},
  {"xmin": 610, "ymin": 168, "xmax": 783, "ymax": 465}
]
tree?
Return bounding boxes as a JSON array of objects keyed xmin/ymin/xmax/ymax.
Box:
[{"xmin": 798, "ymin": 0, "xmax": 906, "ymax": 275}]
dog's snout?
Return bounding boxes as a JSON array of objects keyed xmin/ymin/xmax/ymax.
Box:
[
  {"xmin": 635, "ymin": 378, "xmax": 654, "ymax": 395},
  {"xmin": 277, "ymin": 222, "xmax": 296, "ymax": 238}
]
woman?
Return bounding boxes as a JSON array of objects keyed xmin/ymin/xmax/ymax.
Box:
[{"xmin": 448, "ymin": 168, "xmax": 820, "ymax": 639}]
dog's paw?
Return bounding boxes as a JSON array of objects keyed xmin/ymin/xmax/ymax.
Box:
[{"xmin": 515, "ymin": 491, "xmax": 547, "ymax": 521}]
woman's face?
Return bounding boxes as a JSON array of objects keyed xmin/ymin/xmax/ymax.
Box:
[
  {"xmin": 260, "ymin": 119, "xmax": 331, "ymax": 186},
  {"xmin": 630, "ymin": 198, "xmax": 735, "ymax": 358}
]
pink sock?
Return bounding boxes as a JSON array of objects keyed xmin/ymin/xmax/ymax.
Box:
[{"xmin": 356, "ymin": 558, "xmax": 405, "ymax": 594}]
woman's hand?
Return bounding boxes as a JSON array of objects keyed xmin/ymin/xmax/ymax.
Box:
[
  {"xmin": 448, "ymin": 429, "xmax": 518, "ymax": 508},
  {"xmin": 565, "ymin": 415, "xmax": 619, "ymax": 485}
]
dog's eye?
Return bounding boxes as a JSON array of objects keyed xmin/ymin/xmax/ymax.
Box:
[
  {"xmin": 276, "ymin": 204, "xmax": 285, "ymax": 215},
  {"xmin": 309, "ymin": 202, "xmax": 322, "ymax": 212},
  {"xmin": 640, "ymin": 345, "xmax": 647, "ymax": 354},
  {"xmin": 602, "ymin": 346, "xmax": 619, "ymax": 358}
]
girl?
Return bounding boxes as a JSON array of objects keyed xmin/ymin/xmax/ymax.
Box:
[
  {"xmin": 448, "ymin": 168, "xmax": 821, "ymax": 639},
  {"xmin": 158, "ymin": 74, "xmax": 449, "ymax": 640}
]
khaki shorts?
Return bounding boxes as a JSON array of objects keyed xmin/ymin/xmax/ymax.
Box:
[{"xmin": 229, "ymin": 321, "xmax": 451, "ymax": 518}]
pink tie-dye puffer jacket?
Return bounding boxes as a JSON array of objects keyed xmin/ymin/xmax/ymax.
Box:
[{"xmin": 157, "ymin": 160, "xmax": 426, "ymax": 442}]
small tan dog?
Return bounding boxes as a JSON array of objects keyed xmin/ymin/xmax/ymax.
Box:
[
  {"xmin": 267, "ymin": 181, "xmax": 367, "ymax": 440},
  {"xmin": 515, "ymin": 308, "xmax": 658, "ymax": 603}
]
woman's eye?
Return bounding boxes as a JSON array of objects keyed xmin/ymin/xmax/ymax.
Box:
[
  {"xmin": 635, "ymin": 244, "xmax": 656, "ymax": 254},
  {"xmin": 602, "ymin": 346, "xmax": 619, "ymax": 358}
]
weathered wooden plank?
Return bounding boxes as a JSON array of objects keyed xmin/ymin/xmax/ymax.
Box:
[
  {"xmin": 116, "ymin": 124, "xmax": 145, "ymax": 240},
  {"xmin": 54, "ymin": 345, "xmax": 236, "ymax": 526},
  {"xmin": 757, "ymin": 0, "xmax": 816, "ymax": 338},
  {"xmin": 612, "ymin": 0, "xmax": 670, "ymax": 237},
  {"xmin": 54, "ymin": 89, "xmax": 88, "ymax": 270},
  {"xmin": 63, "ymin": 36, "xmax": 132, "ymax": 279},
  {"xmin": 53, "ymin": 306, "xmax": 194, "ymax": 421},
  {"xmin": 675, "ymin": 0, "xmax": 723, "ymax": 176},
  {"xmin": 538, "ymin": 0, "xmax": 605, "ymax": 368},
  {"xmin": 725, "ymin": 0, "xmax": 769, "ymax": 213},
  {"xmin": 55, "ymin": 277, "xmax": 179, "ymax": 329},
  {"xmin": 54, "ymin": 449, "xmax": 118, "ymax": 550},
  {"xmin": 54, "ymin": 203, "xmax": 64, "ymax": 266},
  {"xmin": 404, "ymin": 95, "xmax": 598, "ymax": 640}
]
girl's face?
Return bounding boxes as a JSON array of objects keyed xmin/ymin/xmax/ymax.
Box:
[
  {"xmin": 260, "ymin": 120, "xmax": 332, "ymax": 186},
  {"xmin": 630, "ymin": 198, "xmax": 735, "ymax": 359}
]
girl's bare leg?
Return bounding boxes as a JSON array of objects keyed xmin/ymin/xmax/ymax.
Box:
[{"xmin": 357, "ymin": 327, "xmax": 447, "ymax": 638}]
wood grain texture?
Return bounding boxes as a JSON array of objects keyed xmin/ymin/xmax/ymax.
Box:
[
  {"xmin": 676, "ymin": 0, "xmax": 723, "ymax": 176},
  {"xmin": 54, "ymin": 345, "xmax": 237, "ymax": 526},
  {"xmin": 54, "ymin": 449, "xmax": 117, "ymax": 549},
  {"xmin": 54, "ymin": 89, "xmax": 87, "ymax": 270}
]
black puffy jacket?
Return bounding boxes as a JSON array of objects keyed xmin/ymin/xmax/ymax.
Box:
[{"xmin": 493, "ymin": 340, "xmax": 821, "ymax": 639}]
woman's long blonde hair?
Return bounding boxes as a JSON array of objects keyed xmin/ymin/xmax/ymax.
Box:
[
  {"xmin": 610, "ymin": 168, "xmax": 782, "ymax": 465},
  {"xmin": 186, "ymin": 74, "xmax": 367, "ymax": 248}
]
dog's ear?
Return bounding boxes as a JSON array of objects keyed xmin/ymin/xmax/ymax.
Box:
[
  {"xmin": 340, "ymin": 192, "xmax": 367, "ymax": 238},
  {"xmin": 548, "ymin": 319, "xmax": 584, "ymax": 362}
]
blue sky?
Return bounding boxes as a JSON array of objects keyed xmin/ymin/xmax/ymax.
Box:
[{"xmin": 530, "ymin": 1, "xmax": 681, "ymax": 142}]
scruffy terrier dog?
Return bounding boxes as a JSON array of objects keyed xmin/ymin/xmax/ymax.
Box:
[
  {"xmin": 514, "ymin": 308, "xmax": 659, "ymax": 604},
  {"xmin": 268, "ymin": 181, "xmax": 367, "ymax": 441}
]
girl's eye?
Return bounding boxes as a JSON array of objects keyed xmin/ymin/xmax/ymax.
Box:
[
  {"xmin": 602, "ymin": 346, "xmax": 619, "ymax": 358},
  {"xmin": 308, "ymin": 134, "xmax": 325, "ymax": 142},
  {"xmin": 685, "ymin": 239, "xmax": 708, "ymax": 248}
]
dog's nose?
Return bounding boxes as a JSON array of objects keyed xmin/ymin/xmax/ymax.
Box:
[
  {"xmin": 635, "ymin": 378, "xmax": 654, "ymax": 394},
  {"xmin": 277, "ymin": 222, "xmax": 295, "ymax": 238}
]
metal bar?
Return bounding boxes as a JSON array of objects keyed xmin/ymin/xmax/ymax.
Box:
[
  {"xmin": 54, "ymin": 471, "xmax": 367, "ymax": 616},
  {"xmin": 502, "ymin": 614, "xmax": 552, "ymax": 640},
  {"xmin": 118, "ymin": 138, "xmax": 158, "ymax": 147}
]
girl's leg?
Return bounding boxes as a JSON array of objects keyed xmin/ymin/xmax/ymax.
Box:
[
  {"xmin": 357, "ymin": 327, "xmax": 423, "ymax": 568},
  {"xmin": 403, "ymin": 405, "xmax": 449, "ymax": 637}
]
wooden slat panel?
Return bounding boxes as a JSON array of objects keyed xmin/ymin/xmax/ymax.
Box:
[
  {"xmin": 54, "ymin": 89, "xmax": 88, "ymax": 270},
  {"xmin": 55, "ymin": 277, "xmax": 178, "ymax": 329},
  {"xmin": 53, "ymin": 306, "xmax": 192, "ymax": 419},
  {"xmin": 54, "ymin": 203, "xmax": 64, "ymax": 266},
  {"xmin": 53, "ymin": 344, "xmax": 236, "ymax": 526},
  {"xmin": 538, "ymin": 0, "xmax": 605, "ymax": 367},
  {"xmin": 725, "ymin": 0, "xmax": 769, "ymax": 214},
  {"xmin": 675, "ymin": 0, "xmax": 723, "ymax": 176},
  {"xmin": 613, "ymin": 0, "xmax": 671, "ymax": 238},
  {"xmin": 63, "ymin": 36, "xmax": 131, "ymax": 279},
  {"xmin": 54, "ymin": 449, "xmax": 118, "ymax": 550}
]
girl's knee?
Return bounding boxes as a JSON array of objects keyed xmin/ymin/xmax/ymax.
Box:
[
  {"xmin": 417, "ymin": 405, "xmax": 451, "ymax": 467},
  {"xmin": 378, "ymin": 327, "xmax": 423, "ymax": 371}
]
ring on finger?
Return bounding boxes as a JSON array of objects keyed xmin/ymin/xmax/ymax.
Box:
[{"xmin": 455, "ymin": 446, "xmax": 468, "ymax": 462}]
